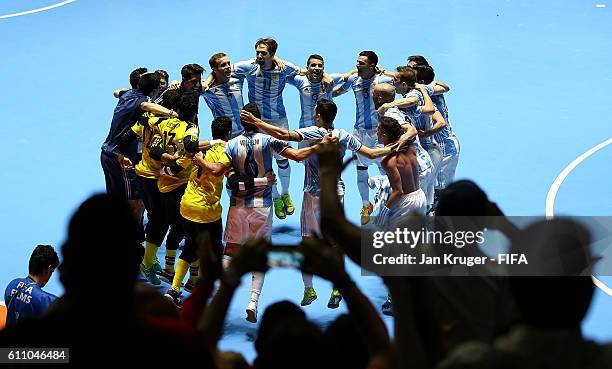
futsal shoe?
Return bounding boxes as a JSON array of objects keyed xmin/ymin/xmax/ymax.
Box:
[
  {"xmin": 274, "ymin": 198, "xmax": 286, "ymax": 219},
  {"xmin": 164, "ymin": 287, "xmax": 183, "ymax": 306},
  {"xmin": 159, "ymin": 268, "xmax": 175, "ymax": 283},
  {"xmin": 381, "ymin": 296, "xmax": 393, "ymax": 316},
  {"xmin": 281, "ymin": 194, "xmax": 295, "ymax": 215},
  {"xmin": 246, "ymin": 299, "xmax": 258, "ymax": 323},
  {"xmin": 301, "ymin": 287, "xmax": 318, "ymax": 306},
  {"xmin": 360, "ymin": 203, "xmax": 374, "ymax": 225},
  {"xmin": 327, "ymin": 289, "xmax": 342, "ymax": 309},
  {"xmin": 152, "ymin": 259, "xmax": 163, "ymax": 274},
  {"xmin": 141, "ymin": 264, "xmax": 161, "ymax": 285}
]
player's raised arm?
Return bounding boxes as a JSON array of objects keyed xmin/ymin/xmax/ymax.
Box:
[
  {"xmin": 239, "ymin": 110, "xmax": 302, "ymax": 142},
  {"xmin": 416, "ymin": 83, "xmax": 435, "ymax": 114},
  {"xmin": 140, "ymin": 101, "xmax": 178, "ymax": 117},
  {"xmin": 113, "ymin": 88, "xmax": 129, "ymax": 98},
  {"xmin": 418, "ymin": 110, "xmax": 447, "ymax": 139},
  {"xmin": 280, "ymin": 134, "xmax": 337, "ymax": 161},
  {"xmin": 357, "ymin": 141, "xmax": 398, "ymax": 159},
  {"xmin": 192, "ymin": 151, "xmax": 229, "ymax": 176},
  {"xmin": 432, "ymin": 80, "xmax": 450, "ymax": 94}
]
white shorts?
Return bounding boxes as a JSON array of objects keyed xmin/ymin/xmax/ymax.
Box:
[
  {"xmin": 224, "ymin": 206, "xmax": 272, "ymax": 244},
  {"xmin": 267, "ymin": 118, "xmax": 291, "ymax": 160},
  {"xmin": 423, "ymin": 144, "xmax": 442, "ymax": 205},
  {"xmin": 436, "ymin": 151, "xmax": 460, "ymax": 190},
  {"xmin": 353, "ymin": 128, "xmax": 384, "ymax": 169},
  {"xmin": 388, "ymin": 188, "xmax": 427, "ymax": 225},
  {"xmin": 301, "ymin": 191, "xmax": 344, "ymax": 237}
]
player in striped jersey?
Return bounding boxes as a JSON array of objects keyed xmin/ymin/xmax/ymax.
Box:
[
  {"xmin": 393, "ymin": 66, "xmax": 447, "ymax": 213},
  {"xmin": 241, "ymin": 99, "xmax": 397, "ymax": 309},
  {"xmin": 221, "ymin": 103, "xmax": 333, "ymax": 323},
  {"xmin": 232, "ymin": 38, "xmax": 301, "ymax": 220},
  {"xmin": 372, "ymin": 84, "xmax": 434, "ymax": 219},
  {"xmin": 201, "ymin": 53, "xmax": 245, "ymax": 138},
  {"xmin": 412, "ymin": 62, "xmax": 460, "ymax": 198},
  {"xmin": 333, "ymin": 51, "xmax": 393, "ymax": 225},
  {"xmin": 287, "ymin": 54, "xmax": 345, "ymax": 129}
]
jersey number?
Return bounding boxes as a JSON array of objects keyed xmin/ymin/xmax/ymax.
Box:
[
  {"xmin": 263, "ymin": 79, "xmax": 271, "ymax": 92},
  {"xmin": 163, "ymin": 131, "xmax": 177, "ymax": 152}
]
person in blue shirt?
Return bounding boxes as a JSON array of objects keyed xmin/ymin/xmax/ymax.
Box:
[{"xmin": 4, "ymin": 245, "xmax": 59, "ymax": 327}]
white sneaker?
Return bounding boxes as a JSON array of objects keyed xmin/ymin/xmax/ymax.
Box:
[{"xmin": 245, "ymin": 299, "xmax": 258, "ymax": 323}]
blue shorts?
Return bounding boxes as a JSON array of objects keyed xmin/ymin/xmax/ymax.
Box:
[{"xmin": 100, "ymin": 151, "xmax": 142, "ymax": 201}]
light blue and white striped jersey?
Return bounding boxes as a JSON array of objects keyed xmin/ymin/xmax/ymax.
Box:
[
  {"xmin": 233, "ymin": 59, "xmax": 300, "ymax": 122},
  {"xmin": 287, "ymin": 73, "xmax": 345, "ymax": 128},
  {"xmin": 225, "ymin": 132, "xmax": 288, "ymax": 208},
  {"xmin": 421, "ymin": 84, "xmax": 459, "ymax": 156},
  {"xmin": 400, "ymin": 90, "xmax": 439, "ymax": 148},
  {"xmin": 337, "ymin": 73, "xmax": 393, "ymax": 130},
  {"xmin": 426, "ymin": 83, "xmax": 452, "ymax": 130},
  {"xmin": 296, "ymin": 126, "xmax": 362, "ymax": 195},
  {"xmin": 201, "ymin": 77, "xmax": 245, "ymax": 138},
  {"xmin": 383, "ymin": 107, "xmax": 433, "ymax": 174}
]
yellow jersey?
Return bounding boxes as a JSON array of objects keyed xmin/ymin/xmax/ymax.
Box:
[
  {"xmin": 132, "ymin": 114, "xmax": 163, "ymax": 179},
  {"xmin": 154, "ymin": 118, "xmax": 199, "ymax": 193},
  {"xmin": 180, "ymin": 144, "xmax": 230, "ymax": 223}
]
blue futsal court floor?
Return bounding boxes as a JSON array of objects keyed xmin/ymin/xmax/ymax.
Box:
[{"xmin": 1, "ymin": 0, "xmax": 610, "ymax": 361}]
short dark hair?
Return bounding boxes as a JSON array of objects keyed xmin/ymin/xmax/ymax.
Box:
[
  {"xmin": 408, "ymin": 55, "xmax": 429, "ymax": 66},
  {"xmin": 395, "ymin": 66, "xmax": 417, "ymax": 87},
  {"xmin": 181, "ymin": 63, "xmax": 205, "ymax": 80},
  {"xmin": 359, "ymin": 51, "xmax": 378, "ymax": 65},
  {"xmin": 137, "ymin": 72, "xmax": 160, "ymax": 96},
  {"xmin": 29, "ymin": 245, "xmax": 59, "ymax": 276},
  {"xmin": 160, "ymin": 89, "xmax": 180, "ymax": 110},
  {"xmin": 129, "ymin": 67, "xmax": 148, "ymax": 89},
  {"xmin": 413, "ymin": 64, "xmax": 435, "ymax": 84},
  {"xmin": 378, "ymin": 116, "xmax": 404, "ymax": 142},
  {"xmin": 307, "ymin": 54, "xmax": 324, "ymax": 65},
  {"xmin": 178, "ymin": 92, "xmax": 200, "ymax": 122},
  {"xmin": 255, "ymin": 38, "xmax": 278, "ymax": 55},
  {"xmin": 154, "ymin": 69, "xmax": 169, "ymax": 82},
  {"xmin": 209, "ymin": 53, "xmax": 227, "ymax": 69},
  {"xmin": 241, "ymin": 103, "xmax": 261, "ymax": 132},
  {"xmin": 315, "ymin": 99, "xmax": 337, "ymax": 124},
  {"xmin": 211, "ymin": 116, "xmax": 232, "ymax": 139}
]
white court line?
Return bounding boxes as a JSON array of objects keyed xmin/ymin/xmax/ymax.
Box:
[
  {"xmin": 0, "ymin": 0, "xmax": 76, "ymax": 20},
  {"xmin": 545, "ymin": 138, "xmax": 612, "ymax": 296}
]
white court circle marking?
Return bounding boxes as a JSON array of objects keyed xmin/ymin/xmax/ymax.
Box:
[
  {"xmin": 0, "ymin": 0, "xmax": 76, "ymax": 20},
  {"xmin": 545, "ymin": 138, "xmax": 612, "ymax": 296}
]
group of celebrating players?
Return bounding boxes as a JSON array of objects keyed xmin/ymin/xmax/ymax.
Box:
[{"xmin": 100, "ymin": 37, "xmax": 460, "ymax": 323}]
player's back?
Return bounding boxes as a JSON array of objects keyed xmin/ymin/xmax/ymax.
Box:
[
  {"xmin": 102, "ymin": 89, "xmax": 149, "ymax": 156},
  {"xmin": 394, "ymin": 144, "xmax": 420, "ymax": 194},
  {"xmin": 155, "ymin": 118, "xmax": 199, "ymax": 193},
  {"xmin": 225, "ymin": 131, "xmax": 285, "ymax": 207}
]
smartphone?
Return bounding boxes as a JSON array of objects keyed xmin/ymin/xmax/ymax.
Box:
[{"xmin": 267, "ymin": 245, "xmax": 303, "ymax": 268}]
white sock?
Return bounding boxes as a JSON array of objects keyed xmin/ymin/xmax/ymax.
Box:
[
  {"xmin": 357, "ymin": 167, "xmax": 370, "ymax": 206},
  {"xmin": 277, "ymin": 159, "xmax": 291, "ymax": 195},
  {"xmin": 302, "ymin": 272, "xmax": 313, "ymax": 289},
  {"xmin": 251, "ymin": 272, "xmax": 265, "ymax": 302},
  {"xmin": 222, "ymin": 255, "xmax": 232, "ymax": 270}
]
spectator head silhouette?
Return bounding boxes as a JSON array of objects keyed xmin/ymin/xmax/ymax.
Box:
[{"xmin": 59, "ymin": 194, "xmax": 141, "ymax": 301}]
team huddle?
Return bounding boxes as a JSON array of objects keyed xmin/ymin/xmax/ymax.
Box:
[{"xmin": 100, "ymin": 37, "xmax": 460, "ymax": 323}]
